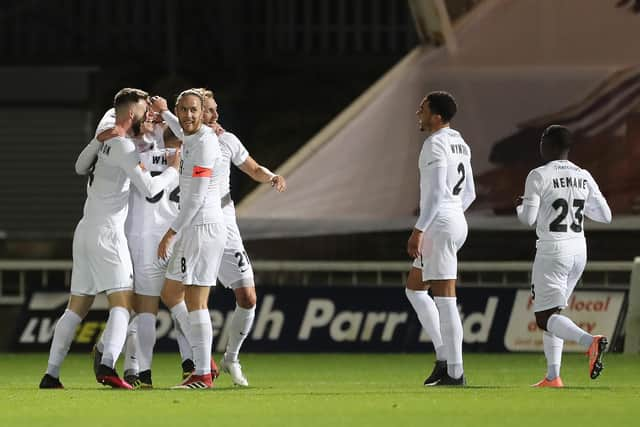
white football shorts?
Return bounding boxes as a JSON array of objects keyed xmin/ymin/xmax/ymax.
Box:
[
  {"xmin": 128, "ymin": 231, "xmax": 172, "ymax": 297},
  {"xmin": 70, "ymin": 221, "xmax": 134, "ymax": 296},
  {"xmin": 166, "ymin": 223, "xmax": 226, "ymax": 286},
  {"xmin": 217, "ymin": 216, "xmax": 254, "ymax": 289},
  {"xmin": 412, "ymin": 210, "xmax": 468, "ymax": 281},
  {"xmin": 531, "ymin": 239, "xmax": 587, "ymax": 312}
]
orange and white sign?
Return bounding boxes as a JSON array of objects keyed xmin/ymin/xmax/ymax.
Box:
[{"xmin": 504, "ymin": 290, "xmax": 625, "ymax": 352}]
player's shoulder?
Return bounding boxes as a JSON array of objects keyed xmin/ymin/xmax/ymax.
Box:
[
  {"xmin": 218, "ymin": 131, "xmax": 238, "ymax": 147},
  {"xmin": 527, "ymin": 165, "xmax": 548, "ymax": 182},
  {"xmin": 220, "ymin": 131, "xmax": 239, "ymax": 142},
  {"xmin": 220, "ymin": 131, "xmax": 247, "ymax": 153},
  {"xmin": 569, "ymin": 161, "xmax": 592, "ymax": 176},
  {"xmin": 195, "ymin": 127, "xmax": 221, "ymax": 156},
  {"xmin": 576, "ymin": 165, "xmax": 597, "ymax": 183},
  {"xmin": 105, "ymin": 136, "xmax": 135, "ymax": 151},
  {"xmin": 426, "ymin": 128, "xmax": 447, "ymax": 145}
]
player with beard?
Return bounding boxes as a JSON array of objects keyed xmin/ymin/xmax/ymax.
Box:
[
  {"xmin": 89, "ymin": 107, "xmax": 183, "ymax": 388},
  {"xmin": 39, "ymin": 88, "xmax": 180, "ymax": 389}
]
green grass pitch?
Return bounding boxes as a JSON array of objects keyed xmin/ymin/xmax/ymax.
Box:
[{"xmin": 1, "ymin": 353, "xmax": 639, "ymax": 427}]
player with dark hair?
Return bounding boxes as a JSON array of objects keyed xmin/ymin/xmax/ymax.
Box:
[
  {"xmin": 407, "ymin": 91, "xmax": 475, "ymax": 386},
  {"xmin": 516, "ymin": 125, "xmax": 612, "ymax": 387},
  {"xmin": 40, "ymin": 88, "xmax": 180, "ymax": 389}
]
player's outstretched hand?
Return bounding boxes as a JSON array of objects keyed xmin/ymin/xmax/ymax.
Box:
[
  {"xmin": 96, "ymin": 128, "xmax": 119, "ymax": 143},
  {"xmin": 407, "ymin": 228, "xmax": 423, "ymax": 258},
  {"xmin": 158, "ymin": 229, "xmax": 176, "ymax": 260},
  {"xmin": 271, "ymin": 175, "xmax": 287, "ymax": 192},
  {"xmin": 166, "ymin": 149, "xmax": 181, "ymax": 170},
  {"xmin": 149, "ymin": 95, "xmax": 168, "ymax": 113}
]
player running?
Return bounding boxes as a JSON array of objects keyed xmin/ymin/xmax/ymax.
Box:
[
  {"xmin": 39, "ymin": 88, "xmax": 180, "ymax": 389},
  {"xmin": 153, "ymin": 90, "xmax": 286, "ymax": 386},
  {"xmin": 406, "ymin": 92, "xmax": 475, "ymax": 387},
  {"xmin": 516, "ymin": 125, "xmax": 612, "ymax": 388},
  {"xmin": 155, "ymin": 89, "xmax": 226, "ymax": 390}
]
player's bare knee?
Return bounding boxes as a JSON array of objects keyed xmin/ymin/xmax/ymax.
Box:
[
  {"xmin": 161, "ymin": 280, "xmax": 184, "ymax": 308},
  {"xmin": 429, "ymin": 279, "xmax": 456, "ymax": 297},
  {"xmin": 406, "ymin": 268, "xmax": 429, "ymax": 291},
  {"xmin": 235, "ymin": 286, "xmax": 256, "ymax": 309}
]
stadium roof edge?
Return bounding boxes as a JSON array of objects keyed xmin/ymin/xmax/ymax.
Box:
[{"xmin": 236, "ymin": 46, "xmax": 427, "ymax": 215}]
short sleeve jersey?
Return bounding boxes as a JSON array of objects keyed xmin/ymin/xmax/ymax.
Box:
[{"xmin": 218, "ymin": 132, "xmax": 249, "ymax": 216}]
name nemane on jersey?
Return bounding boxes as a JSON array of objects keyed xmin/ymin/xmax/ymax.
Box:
[
  {"xmin": 450, "ymin": 144, "xmax": 469, "ymax": 156},
  {"xmin": 552, "ymin": 176, "xmax": 587, "ymax": 190}
]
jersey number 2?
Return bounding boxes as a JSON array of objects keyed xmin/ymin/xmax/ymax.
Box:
[{"xmin": 452, "ymin": 163, "xmax": 465, "ymax": 195}]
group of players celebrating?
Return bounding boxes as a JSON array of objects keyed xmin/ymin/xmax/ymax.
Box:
[
  {"xmin": 405, "ymin": 91, "xmax": 611, "ymax": 387},
  {"xmin": 40, "ymin": 87, "xmax": 286, "ymax": 390},
  {"xmin": 38, "ymin": 88, "xmax": 610, "ymax": 390}
]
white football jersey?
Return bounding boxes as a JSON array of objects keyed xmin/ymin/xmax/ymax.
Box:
[
  {"xmin": 522, "ymin": 160, "xmax": 606, "ymax": 242},
  {"xmin": 171, "ymin": 125, "xmax": 224, "ymax": 232},
  {"xmin": 418, "ymin": 127, "xmax": 474, "ymax": 213},
  {"xmin": 125, "ymin": 148, "xmax": 180, "ymax": 237},
  {"xmin": 218, "ymin": 132, "xmax": 249, "ymax": 216},
  {"xmin": 82, "ymin": 137, "xmax": 177, "ymax": 228}
]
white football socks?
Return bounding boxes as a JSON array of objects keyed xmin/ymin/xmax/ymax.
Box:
[
  {"xmin": 543, "ymin": 331, "xmax": 563, "ymax": 380},
  {"xmin": 170, "ymin": 301, "xmax": 192, "ymax": 362},
  {"xmin": 225, "ymin": 304, "xmax": 256, "ymax": 362},
  {"xmin": 123, "ymin": 315, "xmax": 139, "ymax": 374},
  {"xmin": 547, "ymin": 314, "xmax": 593, "ymax": 348},
  {"xmin": 100, "ymin": 306, "xmax": 130, "ymax": 369},
  {"xmin": 435, "ymin": 296, "xmax": 464, "ymax": 379},
  {"xmin": 46, "ymin": 309, "xmax": 82, "ymax": 378},
  {"xmin": 136, "ymin": 313, "xmax": 156, "ymax": 372},
  {"xmin": 405, "ymin": 289, "xmax": 445, "ymax": 361},
  {"xmin": 189, "ymin": 309, "xmax": 212, "ymax": 376}
]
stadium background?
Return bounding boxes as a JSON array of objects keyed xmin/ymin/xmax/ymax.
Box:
[{"xmin": 0, "ymin": 0, "xmax": 639, "ymax": 377}]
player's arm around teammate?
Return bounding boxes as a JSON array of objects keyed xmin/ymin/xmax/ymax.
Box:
[{"xmin": 157, "ymin": 90, "xmax": 226, "ymax": 389}]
